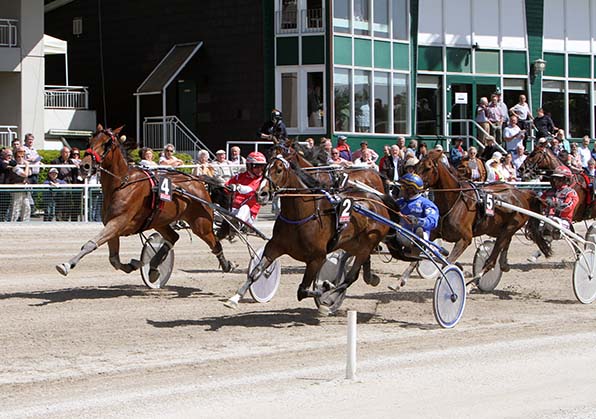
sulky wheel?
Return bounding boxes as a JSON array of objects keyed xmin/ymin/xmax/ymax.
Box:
[
  {"xmin": 140, "ymin": 233, "xmax": 175, "ymax": 289},
  {"xmin": 248, "ymin": 246, "xmax": 282, "ymax": 303},
  {"xmin": 573, "ymin": 248, "xmax": 596, "ymax": 304},
  {"xmin": 473, "ymin": 240, "xmax": 502, "ymax": 292},
  {"xmin": 433, "ymin": 264, "xmax": 466, "ymax": 329}
]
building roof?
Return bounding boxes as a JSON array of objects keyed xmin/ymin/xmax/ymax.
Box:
[{"xmin": 136, "ymin": 41, "xmax": 203, "ymax": 95}]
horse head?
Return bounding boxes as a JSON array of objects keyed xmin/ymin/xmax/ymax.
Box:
[
  {"xmin": 257, "ymin": 155, "xmax": 292, "ymax": 204},
  {"xmin": 416, "ymin": 149, "xmax": 444, "ymax": 187},
  {"xmin": 518, "ymin": 147, "xmax": 558, "ymax": 181},
  {"xmin": 80, "ymin": 124, "xmax": 125, "ymax": 177}
]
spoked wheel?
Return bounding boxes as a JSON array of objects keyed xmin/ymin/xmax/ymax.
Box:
[
  {"xmin": 585, "ymin": 223, "xmax": 596, "ymax": 249},
  {"xmin": 140, "ymin": 232, "xmax": 175, "ymax": 289},
  {"xmin": 416, "ymin": 239, "xmax": 444, "ymax": 280},
  {"xmin": 314, "ymin": 250, "xmax": 355, "ymax": 309},
  {"xmin": 248, "ymin": 246, "xmax": 281, "ymax": 303},
  {"xmin": 473, "ymin": 240, "xmax": 502, "ymax": 292},
  {"xmin": 573, "ymin": 248, "xmax": 596, "ymax": 304},
  {"xmin": 433, "ymin": 264, "xmax": 466, "ymax": 329}
]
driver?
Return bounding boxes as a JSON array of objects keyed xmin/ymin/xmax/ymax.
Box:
[
  {"xmin": 259, "ymin": 109, "xmax": 288, "ymax": 143},
  {"xmin": 393, "ymin": 173, "xmax": 439, "ymax": 254},
  {"xmin": 528, "ymin": 165, "xmax": 579, "ymax": 263},
  {"xmin": 225, "ymin": 151, "xmax": 267, "ymax": 226}
]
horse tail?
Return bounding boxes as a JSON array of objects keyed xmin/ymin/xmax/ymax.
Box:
[{"xmin": 525, "ymin": 194, "xmax": 553, "ymax": 258}]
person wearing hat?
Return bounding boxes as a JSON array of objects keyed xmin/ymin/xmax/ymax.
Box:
[
  {"xmin": 335, "ymin": 135, "xmax": 352, "ymax": 161},
  {"xmin": 434, "ymin": 144, "xmax": 449, "ymax": 165},
  {"xmin": 43, "ymin": 167, "xmax": 66, "ymax": 221},
  {"xmin": 259, "ymin": 108, "xmax": 288, "ymax": 143},
  {"xmin": 212, "ymin": 149, "xmax": 233, "ymax": 180},
  {"xmin": 351, "ymin": 140, "xmax": 378, "ymax": 163},
  {"xmin": 485, "ymin": 151, "xmax": 506, "ymax": 182},
  {"xmin": 528, "ymin": 165, "xmax": 579, "ymax": 263}
]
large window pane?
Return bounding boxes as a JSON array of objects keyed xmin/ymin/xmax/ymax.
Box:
[
  {"xmin": 334, "ymin": 0, "xmax": 350, "ymax": 33},
  {"xmin": 502, "ymin": 78, "xmax": 527, "ymax": 112},
  {"xmin": 392, "ymin": 0, "xmax": 408, "ymax": 40},
  {"xmin": 393, "ymin": 73, "xmax": 408, "ymax": 134},
  {"xmin": 416, "ymin": 76, "xmax": 441, "ymax": 135},
  {"xmin": 281, "ymin": 72, "xmax": 298, "ymax": 128},
  {"xmin": 355, "ymin": 70, "xmax": 372, "ymax": 132},
  {"xmin": 374, "ymin": 0, "xmax": 389, "ymax": 38},
  {"xmin": 542, "ymin": 80, "xmax": 565, "ymax": 133},
  {"xmin": 354, "ymin": 0, "xmax": 370, "ymax": 35},
  {"xmin": 334, "ymin": 68, "xmax": 352, "ymax": 131},
  {"xmin": 569, "ymin": 82, "xmax": 590, "ymax": 138},
  {"xmin": 374, "ymin": 72, "xmax": 390, "ymax": 133},
  {"xmin": 307, "ymin": 72, "xmax": 324, "ymax": 128},
  {"xmin": 281, "ymin": 0, "xmax": 298, "ymax": 30}
]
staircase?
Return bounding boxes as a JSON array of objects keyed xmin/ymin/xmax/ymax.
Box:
[{"xmin": 142, "ymin": 116, "xmax": 214, "ymax": 159}]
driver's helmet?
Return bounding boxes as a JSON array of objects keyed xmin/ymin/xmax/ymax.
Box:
[
  {"xmin": 400, "ymin": 173, "xmax": 424, "ymax": 191},
  {"xmin": 246, "ymin": 151, "xmax": 267, "ymax": 166},
  {"xmin": 271, "ymin": 109, "xmax": 283, "ymax": 122},
  {"xmin": 551, "ymin": 165, "xmax": 572, "ymax": 181}
]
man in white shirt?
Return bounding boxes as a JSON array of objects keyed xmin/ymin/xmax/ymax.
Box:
[
  {"xmin": 512, "ymin": 144, "xmax": 527, "ymax": 172},
  {"xmin": 503, "ymin": 115, "xmax": 525, "ymax": 153},
  {"xmin": 578, "ymin": 136, "xmax": 593, "ymax": 168}
]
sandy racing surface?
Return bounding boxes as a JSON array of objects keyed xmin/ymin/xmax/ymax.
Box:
[{"xmin": 2, "ymin": 221, "xmax": 596, "ymax": 418}]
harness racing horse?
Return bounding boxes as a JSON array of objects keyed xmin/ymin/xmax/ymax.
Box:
[
  {"xmin": 56, "ymin": 124, "xmax": 234, "ymax": 278},
  {"xmin": 518, "ymin": 146, "xmax": 596, "ymax": 222},
  {"xmin": 416, "ymin": 150, "xmax": 550, "ymax": 283},
  {"xmin": 225, "ymin": 156, "xmax": 393, "ymax": 313}
]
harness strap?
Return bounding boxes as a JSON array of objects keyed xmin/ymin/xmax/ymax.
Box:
[{"xmin": 136, "ymin": 170, "xmax": 164, "ymax": 234}]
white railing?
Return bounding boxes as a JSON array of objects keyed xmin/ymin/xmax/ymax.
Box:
[
  {"xmin": 276, "ymin": 10, "xmax": 298, "ymax": 34},
  {"xmin": 44, "ymin": 86, "xmax": 89, "ymax": 109},
  {"xmin": 0, "ymin": 19, "xmax": 18, "ymax": 47},
  {"xmin": 143, "ymin": 115, "xmax": 213, "ymax": 160},
  {"xmin": 0, "ymin": 125, "xmax": 18, "ymax": 148},
  {"xmin": 302, "ymin": 8, "xmax": 324, "ymax": 33}
]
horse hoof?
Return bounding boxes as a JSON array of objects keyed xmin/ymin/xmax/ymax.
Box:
[
  {"xmin": 149, "ymin": 268, "xmax": 160, "ymax": 283},
  {"xmin": 317, "ymin": 305, "xmax": 331, "ymax": 317},
  {"xmin": 364, "ymin": 274, "xmax": 381, "ymax": 287},
  {"xmin": 56, "ymin": 263, "xmax": 70, "ymax": 276},
  {"xmin": 388, "ymin": 283, "xmax": 401, "ymax": 292},
  {"xmin": 221, "ymin": 260, "xmax": 236, "ymax": 273},
  {"xmin": 223, "ymin": 299, "xmax": 238, "ymax": 309},
  {"xmin": 130, "ymin": 259, "xmax": 142, "ymax": 271},
  {"xmin": 500, "ymin": 264, "xmax": 511, "ymax": 272},
  {"xmin": 297, "ymin": 288, "xmax": 309, "ymax": 301}
]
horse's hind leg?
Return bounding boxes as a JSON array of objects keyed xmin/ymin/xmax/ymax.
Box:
[
  {"xmin": 145, "ymin": 225, "xmax": 180, "ymax": 281},
  {"xmin": 297, "ymin": 257, "xmax": 327, "ymax": 301},
  {"xmin": 56, "ymin": 239, "xmax": 99, "ymax": 276},
  {"xmin": 362, "ymin": 256, "xmax": 380, "ymax": 286},
  {"xmin": 318, "ymin": 255, "xmax": 367, "ymax": 313},
  {"xmin": 107, "ymin": 237, "xmax": 142, "ymax": 273},
  {"xmin": 388, "ymin": 261, "xmax": 417, "ymax": 291}
]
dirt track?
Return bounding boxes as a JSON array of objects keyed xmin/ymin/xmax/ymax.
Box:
[{"xmin": 2, "ymin": 222, "xmax": 596, "ymax": 418}]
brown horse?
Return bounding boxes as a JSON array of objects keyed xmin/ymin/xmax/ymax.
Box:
[
  {"xmin": 518, "ymin": 146, "xmax": 596, "ymax": 222},
  {"xmin": 56, "ymin": 124, "xmax": 234, "ymax": 278},
  {"xmin": 416, "ymin": 150, "xmax": 550, "ymax": 279},
  {"xmin": 225, "ymin": 155, "xmax": 393, "ymax": 312}
]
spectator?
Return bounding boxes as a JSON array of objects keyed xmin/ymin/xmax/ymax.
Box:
[
  {"xmin": 229, "ymin": 146, "xmax": 246, "ymax": 165},
  {"xmin": 476, "ymin": 97, "xmax": 491, "ymax": 145},
  {"xmin": 69, "ymin": 148, "xmax": 84, "ymax": 220},
  {"xmin": 335, "ymin": 135, "xmax": 352, "ymax": 161},
  {"xmin": 480, "ymin": 137, "xmax": 499, "ymax": 161},
  {"xmin": 43, "ymin": 168, "xmax": 66, "ymax": 221},
  {"xmin": 487, "ymin": 94, "xmax": 504, "ymax": 143},
  {"xmin": 417, "ymin": 142, "xmax": 428, "ymax": 159},
  {"xmin": 139, "ymin": 147, "xmax": 158, "ymax": 168},
  {"xmin": 509, "ymin": 94, "xmax": 533, "ymax": 135},
  {"xmin": 379, "ymin": 145, "xmax": 402, "ymax": 184},
  {"xmin": 494, "ymin": 91, "xmax": 509, "ymax": 127},
  {"xmin": 551, "ymin": 138, "xmax": 561, "ymax": 156},
  {"xmin": 578, "ymin": 136, "xmax": 592, "ymax": 168},
  {"xmin": 402, "ymin": 157, "xmax": 419, "ymax": 174},
  {"xmin": 192, "ymin": 150, "xmax": 216, "ymax": 177},
  {"xmin": 159, "ymin": 144, "xmax": 183, "ymax": 167},
  {"xmin": 212, "ymin": 149, "xmax": 233, "ymax": 180},
  {"xmin": 328, "ymin": 148, "xmax": 352, "ymax": 168},
  {"xmin": 51, "ymin": 146, "xmax": 78, "ymax": 221},
  {"xmin": 501, "ymin": 153, "xmax": 517, "ymax": 182},
  {"xmin": 533, "ymin": 108, "xmax": 556, "ymax": 140},
  {"xmin": 512, "ymin": 144, "xmax": 527, "ymax": 173},
  {"xmin": 485, "ymin": 151, "xmax": 505, "ymax": 182},
  {"xmin": 23, "ymin": 133, "xmax": 42, "ymax": 184},
  {"xmin": 52, "ymin": 146, "xmax": 75, "ymax": 183},
  {"xmin": 554, "ymin": 129, "xmax": 571, "ymax": 152},
  {"xmin": 10, "ymin": 147, "xmax": 31, "ymax": 222},
  {"xmin": 11, "ymin": 138, "xmax": 21, "ymax": 154},
  {"xmin": 321, "ymin": 138, "xmax": 333, "ymax": 161},
  {"xmin": 396, "ymin": 137, "xmax": 407, "ymax": 154},
  {"xmin": 457, "ymin": 146, "xmax": 486, "ymax": 182},
  {"xmin": 559, "ymin": 149, "xmax": 582, "ymax": 172},
  {"xmin": 259, "ymin": 109, "xmax": 288, "ymax": 143},
  {"xmin": 585, "ymin": 159, "xmax": 596, "ymax": 177},
  {"xmin": 353, "ymin": 149, "xmax": 378, "ymax": 170},
  {"xmin": 449, "ymin": 138, "xmax": 466, "ymax": 167},
  {"xmin": 434, "ymin": 144, "xmax": 449, "ymax": 165},
  {"xmin": 406, "ymin": 139, "xmax": 418, "ymax": 156},
  {"xmin": 0, "ymin": 148, "xmax": 15, "ymax": 221},
  {"xmin": 351, "ymin": 141, "xmax": 379, "ymax": 162},
  {"xmin": 569, "ymin": 143, "xmax": 584, "ymax": 170},
  {"xmin": 503, "ymin": 115, "xmax": 525, "ymax": 153}
]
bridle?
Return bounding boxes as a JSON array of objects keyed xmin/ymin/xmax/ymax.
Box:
[
  {"xmin": 81, "ymin": 129, "xmax": 118, "ymax": 178},
  {"xmin": 518, "ymin": 148, "xmax": 555, "ymax": 180}
]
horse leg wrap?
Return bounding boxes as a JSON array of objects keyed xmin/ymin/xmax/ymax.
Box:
[
  {"xmin": 80, "ymin": 240, "xmax": 98, "ymax": 253},
  {"xmin": 215, "ymin": 250, "xmax": 235, "ymax": 273},
  {"xmin": 150, "ymin": 240, "xmax": 174, "ymax": 270}
]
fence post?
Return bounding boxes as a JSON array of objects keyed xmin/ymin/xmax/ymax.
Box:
[
  {"xmin": 346, "ymin": 310, "xmax": 357, "ymax": 379},
  {"xmin": 83, "ymin": 182, "xmax": 89, "ymax": 222}
]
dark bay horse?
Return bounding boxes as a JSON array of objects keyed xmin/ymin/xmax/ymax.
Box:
[
  {"xmin": 225, "ymin": 156, "xmax": 393, "ymax": 312},
  {"xmin": 518, "ymin": 146, "xmax": 596, "ymax": 222},
  {"xmin": 416, "ymin": 150, "xmax": 550, "ymax": 279},
  {"xmin": 56, "ymin": 124, "xmax": 233, "ymax": 278}
]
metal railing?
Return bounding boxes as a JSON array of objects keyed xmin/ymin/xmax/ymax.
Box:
[
  {"xmin": 276, "ymin": 10, "xmax": 298, "ymax": 33},
  {"xmin": 302, "ymin": 8, "xmax": 324, "ymax": 32},
  {"xmin": 44, "ymin": 86, "xmax": 89, "ymax": 109},
  {"xmin": 0, "ymin": 19, "xmax": 18, "ymax": 47},
  {"xmin": 143, "ymin": 115, "xmax": 213, "ymax": 160},
  {"xmin": 0, "ymin": 126, "xmax": 18, "ymax": 148},
  {"xmin": 447, "ymin": 119, "xmax": 506, "ymax": 154}
]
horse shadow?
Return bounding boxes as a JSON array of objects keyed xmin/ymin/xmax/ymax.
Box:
[
  {"xmin": 348, "ymin": 289, "xmax": 433, "ymax": 304},
  {"xmin": 0, "ymin": 285, "xmax": 213, "ymax": 307}
]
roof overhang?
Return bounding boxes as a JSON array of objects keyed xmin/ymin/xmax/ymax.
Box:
[{"xmin": 44, "ymin": 34, "xmax": 67, "ymax": 55}]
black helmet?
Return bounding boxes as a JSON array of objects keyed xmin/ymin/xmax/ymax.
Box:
[{"xmin": 271, "ymin": 109, "xmax": 282, "ymax": 122}]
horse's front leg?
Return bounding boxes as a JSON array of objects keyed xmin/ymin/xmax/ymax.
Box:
[
  {"xmin": 388, "ymin": 261, "xmax": 417, "ymax": 291},
  {"xmin": 146, "ymin": 226, "xmax": 180, "ymax": 281},
  {"xmin": 297, "ymin": 257, "xmax": 327, "ymax": 301},
  {"xmin": 362, "ymin": 256, "xmax": 380, "ymax": 286},
  {"xmin": 107, "ymin": 237, "xmax": 142, "ymax": 273},
  {"xmin": 498, "ymin": 244, "xmax": 511, "ymax": 272},
  {"xmin": 224, "ymin": 241, "xmax": 283, "ymax": 309},
  {"xmin": 318, "ymin": 255, "xmax": 367, "ymax": 313},
  {"xmin": 56, "ymin": 219, "xmax": 129, "ymax": 276}
]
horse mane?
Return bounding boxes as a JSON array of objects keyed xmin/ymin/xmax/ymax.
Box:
[
  {"xmin": 289, "ymin": 159, "xmax": 323, "ymax": 189},
  {"xmin": 426, "ymin": 149, "xmax": 462, "ymax": 179}
]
